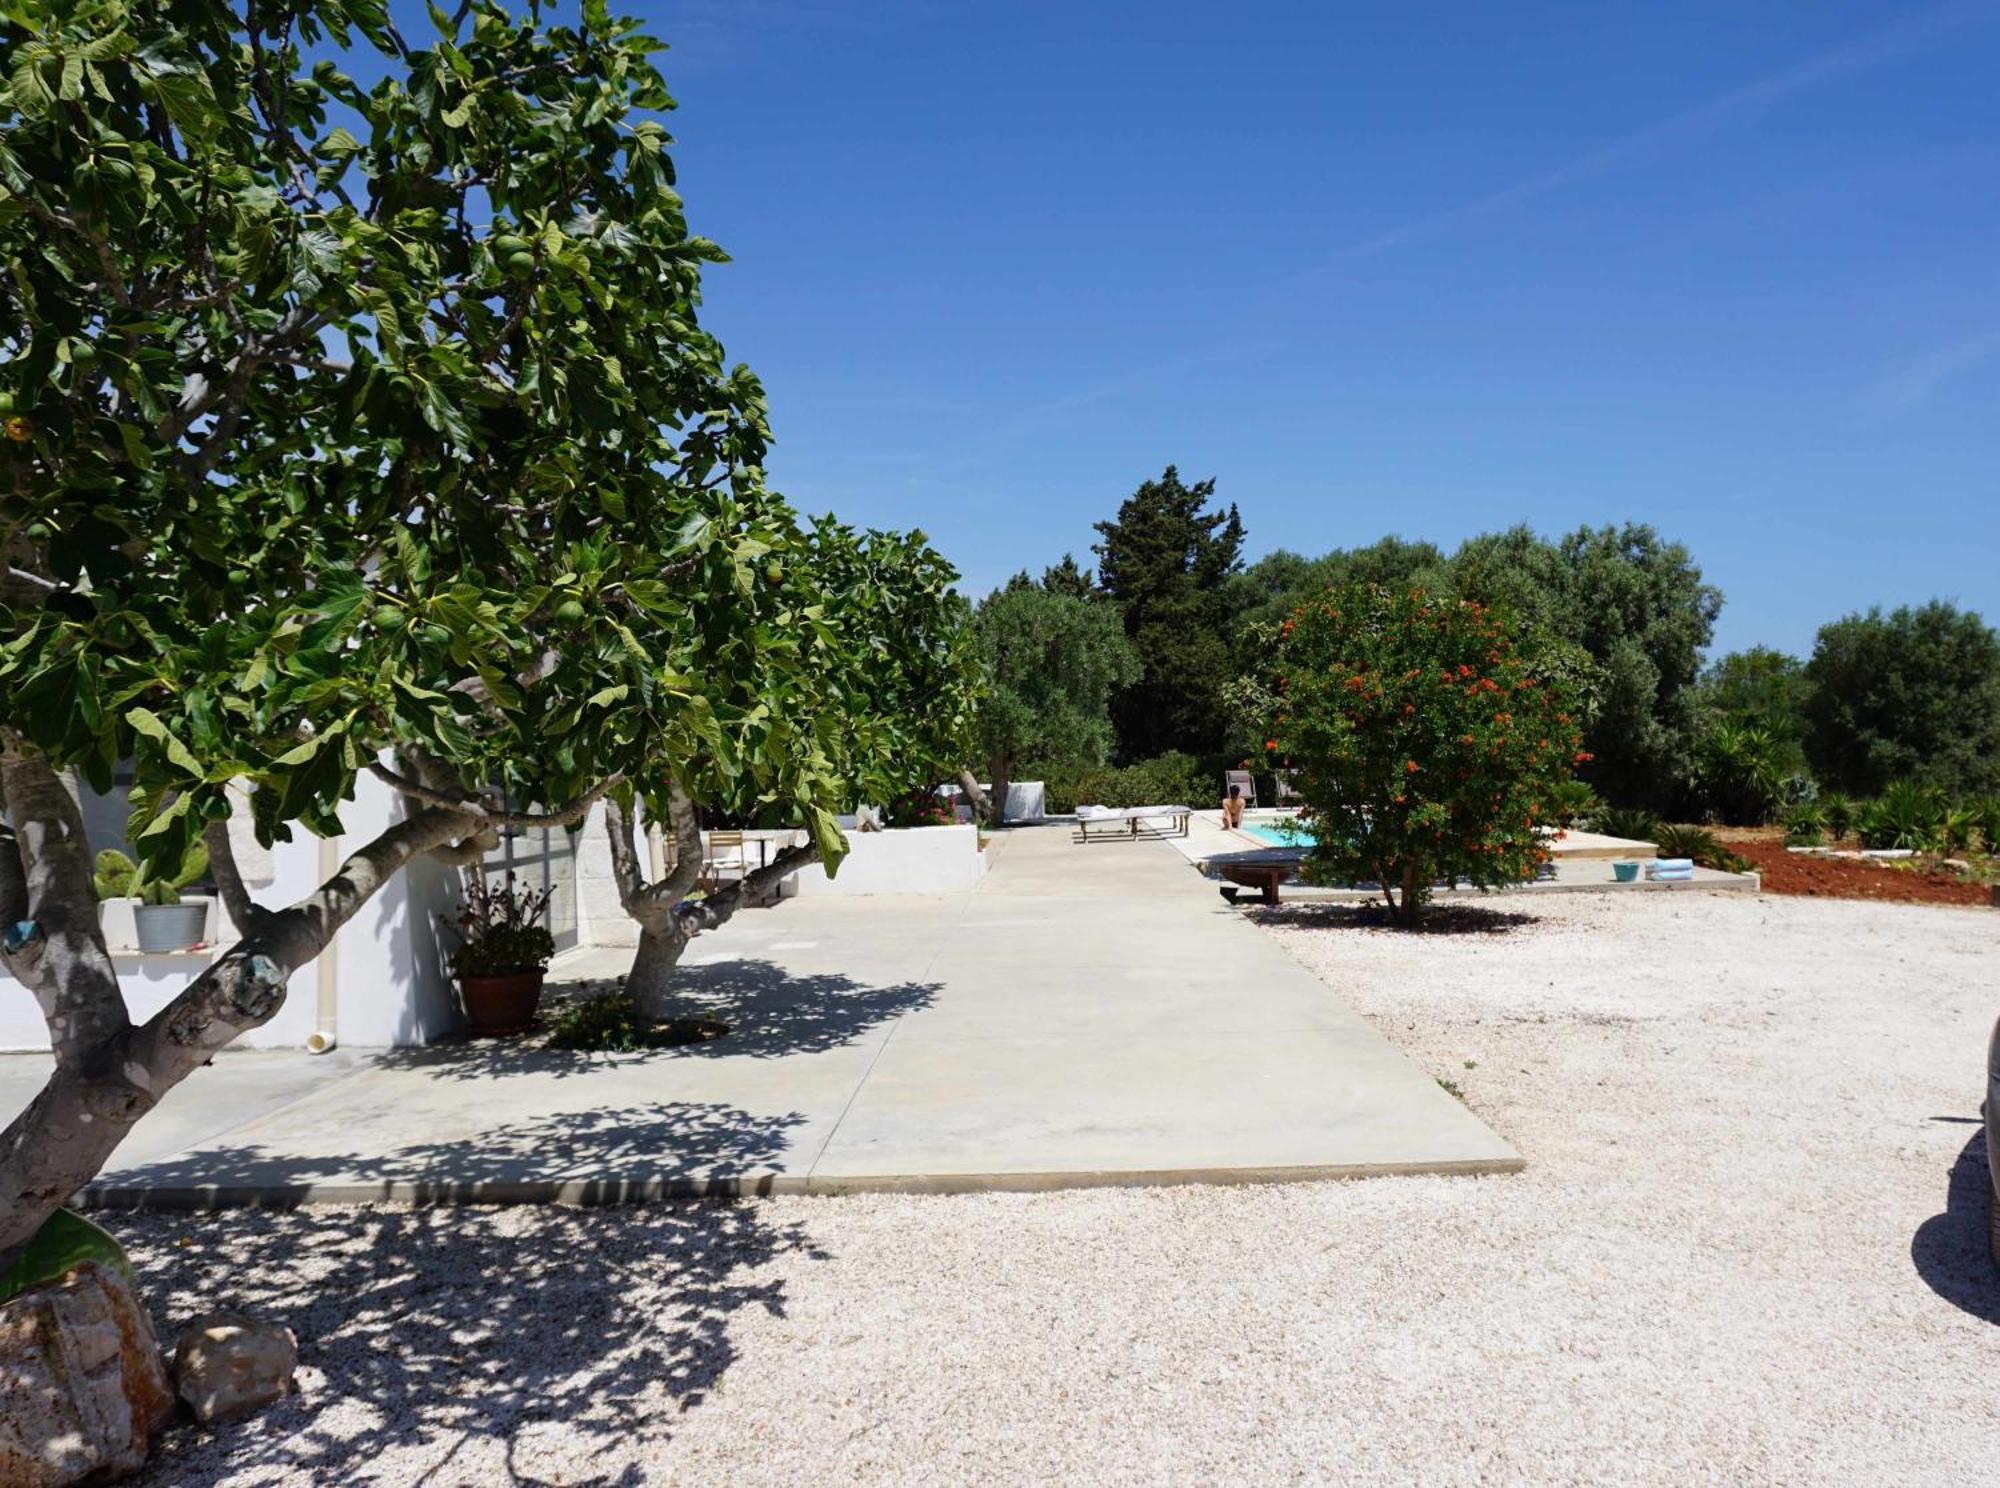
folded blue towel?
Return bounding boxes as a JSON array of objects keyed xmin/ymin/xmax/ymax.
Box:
[
  {"xmin": 1650, "ymin": 858, "xmax": 1694, "ymax": 872},
  {"xmin": 1647, "ymin": 869, "xmax": 1694, "ymax": 882}
]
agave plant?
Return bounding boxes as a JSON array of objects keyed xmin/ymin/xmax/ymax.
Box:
[
  {"xmin": 1855, "ymin": 781, "xmax": 1945, "ymax": 851},
  {"xmin": 1819, "ymin": 792, "xmax": 1856, "ymax": 843}
]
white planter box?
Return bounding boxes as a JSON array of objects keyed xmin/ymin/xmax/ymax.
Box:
[{"xmin": 790, "ymin": 825, "xmax": 987, "ymax": 896}]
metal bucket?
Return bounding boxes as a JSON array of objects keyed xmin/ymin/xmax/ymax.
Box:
[{"xmin": 134, "ymin": 902, "xmax": 207, "ymax": 953}]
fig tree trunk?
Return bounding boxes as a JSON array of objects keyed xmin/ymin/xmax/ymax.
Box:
[{"xmin": 604, "ymin": 791, "xmax": 823, "ymax": 1021}]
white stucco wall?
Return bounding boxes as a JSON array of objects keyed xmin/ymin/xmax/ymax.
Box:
[
  {"xmin": 789, "ymin": 824, "xmax": 987, "ymax": 896},
  {"xmin": 573, "ymin": 797, "xmax": 643, "ymax": 948},
  {"xmin": 0, "ymin": 766, "xmax": 463, "ymax": 1053}
]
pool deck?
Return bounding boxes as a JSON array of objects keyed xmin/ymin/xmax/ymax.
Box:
[{"xmin": 11, "ymin": 823, "xmax": 1522, "ymax": 1210}]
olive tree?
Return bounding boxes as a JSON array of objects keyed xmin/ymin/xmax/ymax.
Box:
[
  {"xmin": 0, "ymin": 0, "xmax": 847, "ymax": 1265},
  {"xmin": 968, "ymin": 581, "xmax": 1139, "ymax": 824}
]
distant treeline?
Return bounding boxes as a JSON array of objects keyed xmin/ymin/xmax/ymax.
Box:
[{"xmin": 973, "ymin": 466, "xmax": 2000, "ymax": 820}]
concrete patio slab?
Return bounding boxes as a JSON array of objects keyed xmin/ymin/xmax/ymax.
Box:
[{"xmin": 57, "ymin": 823, "xmax": 1522, "ymax": 1208}]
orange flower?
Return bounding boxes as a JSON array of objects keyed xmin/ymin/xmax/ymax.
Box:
[
  {"xmin": 1405, "ymin": 759, "xmax": 1420, "ymax": 774},
  {"xmin": 1265, "ymin": 739, "xmax": 1278, "ymax": 752}
]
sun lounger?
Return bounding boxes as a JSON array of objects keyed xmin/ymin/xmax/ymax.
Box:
[
  {"xmin": 1224, "ymin": 769, "xmax": 1260, "ymax": 808},
  {"xmin": 1073, "ymin": 804, "xmax": 1193, "ymax": 843}
]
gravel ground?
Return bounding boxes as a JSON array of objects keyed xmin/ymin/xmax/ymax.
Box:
[{"xmin": 124, "ymin": 889, "xmax": 2000, "ymax": 1486}]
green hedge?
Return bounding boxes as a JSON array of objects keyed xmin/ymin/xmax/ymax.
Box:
[{"xmin": 1028, "ymin": 752, "xmax": 1212, "ymax": 813}]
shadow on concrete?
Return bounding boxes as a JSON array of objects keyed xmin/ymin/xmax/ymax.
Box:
[
  {"xmin": 1910, "ymin": 1127, "xmax": 2000, "ymax": 1326},
  {"xmin": 374, "ymin": 960, "xmax": 938, "ymax": 1080},
  {"xmin": 117, "ymin": 1109, "xmax": 823, "ymax": 1483},
  {"xmin": 1246, "ymin": 902, "xmax": 1542, "ymax": 936},
  {"xmin": 90, "ymin": 1101, "xmax": 809, "ymax": 1201}
]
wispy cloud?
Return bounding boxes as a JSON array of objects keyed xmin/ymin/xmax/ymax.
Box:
[
  {"xmin": 1288, "ymin": 0, "xmax": 1998, "ymax": 276},
  {"xmin": 1864, "ymin": 327, "xmax": 2000, "ymax": 416}
]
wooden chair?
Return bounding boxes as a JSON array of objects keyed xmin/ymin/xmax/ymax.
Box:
[{"xmin": 700, "ymin": 830, "xmax": 748, "ymax": 892}]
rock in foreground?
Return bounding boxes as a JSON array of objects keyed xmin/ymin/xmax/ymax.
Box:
[
  {"xmin": 0, "ymin": 1259, "xmax": 174, "ymax": 1486},
  {"xmin": 171, "ymin": 1311, "xmax": 298, "ymax": 1425}
]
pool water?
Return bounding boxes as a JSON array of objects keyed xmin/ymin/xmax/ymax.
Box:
[{"xmin": 1240, "ymin": 818, "xmax": 1315, "ymax": 848}]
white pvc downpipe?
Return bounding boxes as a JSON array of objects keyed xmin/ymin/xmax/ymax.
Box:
[{"xmin": 305, "ymin": 831, "xmax": 341, "ymax": 1054}]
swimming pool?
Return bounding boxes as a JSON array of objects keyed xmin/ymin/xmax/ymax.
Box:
[{"xmin": 1239, "ymin": 818, "xmax": 1314, "ymax": 848}]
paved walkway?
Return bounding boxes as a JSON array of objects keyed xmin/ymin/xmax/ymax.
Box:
[{"xmin": 12, "ymin": 825, "xmax": 1519, "ymax": 1207}]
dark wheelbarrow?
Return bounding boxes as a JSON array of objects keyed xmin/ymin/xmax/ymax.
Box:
[{"xmin": 1216, "ymin": 860, "xmax": 1298, "ymax": 906}]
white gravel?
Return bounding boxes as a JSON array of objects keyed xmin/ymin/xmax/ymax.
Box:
[{"xmin": 126, "ymin": 890, "xmax": 2000, "ymax": 1486}]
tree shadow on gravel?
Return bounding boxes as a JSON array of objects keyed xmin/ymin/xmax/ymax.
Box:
[
  {"xmin": 1910, "ymin": 1126, "xmax": 2000, "ymax": 1326},
  {"xmin": 373, "ymin": 959, "xmax": 938, "ymax": 1081},
  {"xmin": 116, "ymin": 1106, "xmax": 826, "ymax": 1486},
  {"xmin": 1246, "ymin": 902, "xmax": 1542, "ymax": 936}
]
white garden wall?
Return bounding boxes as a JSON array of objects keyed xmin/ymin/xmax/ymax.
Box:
[
  {"xmin": 0, "ymin": 765, "xmax": 461, "ymax": 1053},
  {"xmin": 789, "ymin": 824, "xmax": 987, "ymax": 896}
]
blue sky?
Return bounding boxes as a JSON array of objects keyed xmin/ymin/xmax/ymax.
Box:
[{"xmin": 644, "ymin": 0, "xmax": 2000, "ymax": 658}]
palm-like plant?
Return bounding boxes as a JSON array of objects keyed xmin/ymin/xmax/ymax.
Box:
[
  {"xmin": 1820, "ymin": 792, "xmax": 1856, "ymax": 843},
  {"xmin": 1968, "ymin": 797, "xmax": 2000, "ymax": 855},
  {"xmin": 1595, "ymin": 805, "xmax": 1664, "ymax": 844},
  {"xmin": 1652, "ymin": 823, "xmax": 1751, "ymax": 873},
  {"xmin": 1856, "ymin": 781, "xmax": 1946, "ymax": 851},
  {"xmin": 1694, "ymin": 722, "xmax": 1784, "ymax": 825}
]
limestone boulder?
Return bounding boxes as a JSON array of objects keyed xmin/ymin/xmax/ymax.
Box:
[
  {"xmin": 0, "ymin": 1259, "xmax": 174, "ymax": 1486},
  {"xmin": 171, "ymin": 1311, "xmax": 297, "ymax": 1425}
]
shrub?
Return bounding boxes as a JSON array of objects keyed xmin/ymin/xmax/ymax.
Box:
[
  {"xmin": 1275, "ymin": 583, "xmax": 1585, "ymax": 925},
  {"xmin": 1970, "ymin": 797, "xmax": 2000, "ymax": 854},
  {"xmin": 1692, "ymin": 721, "xmax": 1784, "ymax": 824},
  {"xmin": 1546, "ymin": 778, "xmax": 1602, "ymax": 830},
  {"xmin": 1938, "ymin": 804, "xmax": 1978, "ymax": 855},
  {"xmin": 1594, "ymin": 805, "xmax": 1663, "ymax": 844},
  {"xmin": 1820, "ymin": 792, "xmax": 1856, "ymax": 842},
  {"xmin": 881, "ymin": 788, "xmax": 957, "ymax": 828},
  {"xmin": 1040, "ymin": 751, "xmax": 1210, "ymax": 813},
  {"xmin": 1653, "ymin": 823, "xmax": 1751, "ymax": 874},
  {"xmin": 1780, "ymin": 801, "xmax": 1826, "ymax": 847},
  {"xmin": 1856, "ymin": 781, "xmax": 1945, "ymax": 851}
]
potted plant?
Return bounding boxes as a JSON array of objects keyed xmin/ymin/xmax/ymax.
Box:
[
  {"xmin": 445, "ymin": 873, "xmax": 557, "ymax": 1036},
  {"xmin": 94, "ymin": 844, "xmax": 211, "ymax": 953}
]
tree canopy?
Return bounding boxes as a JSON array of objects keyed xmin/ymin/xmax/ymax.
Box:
[
  {"xmin": 0, "ymin": 0, "xmax": 972, "ymax": 1265},
  {"xmin": 969, "ymin": 579, "xmax": 1138, "ymax": 821},
  {"xmin": 1802, "ymin": 602, "xmax": 2000, "ymax": 797},
  {"xmin": 1275, "ymin": 583, "xmax": 1585, "ymax": 925},
  {"xmin": 1091, "ymin": 466, "xmax": 1244, "ymax": 761}
]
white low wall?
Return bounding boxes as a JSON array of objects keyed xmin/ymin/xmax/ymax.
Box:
[
  {"xmin": 0, "ymin": 764, "xmax": 461, "ymax": 1053},
  {"xmin": 790, "ymin": 824, "xmax": 987, "ymax": 896}
]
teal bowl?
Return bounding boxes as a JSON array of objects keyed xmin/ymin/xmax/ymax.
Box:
[{"xmin": 1612, "ymin": 860, "xmax": 1640, "ymax": 883}]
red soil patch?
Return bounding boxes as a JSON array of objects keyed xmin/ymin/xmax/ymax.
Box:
[{"xmin": 1725, "ymin": 839, "xmax": 1992, "ymax": 908}]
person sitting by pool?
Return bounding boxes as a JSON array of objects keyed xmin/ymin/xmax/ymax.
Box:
[{"xmin": 1221, "ymin": 782, "xmax": 1246, "ymax": 829}]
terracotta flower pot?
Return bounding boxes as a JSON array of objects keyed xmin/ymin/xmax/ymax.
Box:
[{"xmin": 458, "ymin": 969, "xmax": 546, "ymax": 1036}]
